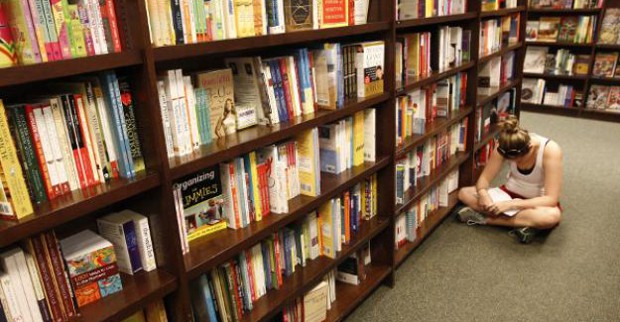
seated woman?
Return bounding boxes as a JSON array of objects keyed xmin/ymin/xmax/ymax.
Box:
[{"xmin": 457, "ymin": 115, "xmax": 563, "ymax": 243}]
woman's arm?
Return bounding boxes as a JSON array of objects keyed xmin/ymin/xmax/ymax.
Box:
[
  {"xmin": 511, "ymin": 141, "xmax": 563, "ymax": 210},
  {"xmin": 476, "ymin": 146, "xmax": 505, "ymax": 212}
]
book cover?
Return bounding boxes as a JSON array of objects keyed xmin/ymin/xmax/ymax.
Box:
[
  {"xmin": 587, "ymin": 85, "xmax": 609, "ymax": 109},
  {"xmin": 295, "ymin": 128, "xmax": 320, "ymax": 197},
  {"xmin": 319, "ymin": 0, "xmax": 348, "ymax": 28},
  {"xmin": 537, "ymin": 17, "xmax": 561, "ymax": 42},
  {"xmin": 523, "ymin": 46, "xmax": 548, "ymax": 74},
  {"xmin": 114, "ymin": 210, "xmax": 157, "ymax": 272},
  {"xmin": 356, "ymin": 41, "xmax": 385, "ymax": 98},
  {"xmin": 318, "ymin": 199, "xmax": 335, "ymax": 259},
  {"xmin": 175, "ymin": 166, "xmax": 229, "ymax": 241},
  {"xmin": 5, "ymin": 0, "xmax": 42, "ymax": 64},
  {"xmin": 196, "ymin": 69, "xmax": 235, "ymax": 139},
  {"xmin": 598, "ymin": 8, "xmax": 620, "ymax": 44},
  {"xmin": 118, "ymin": 78, "xmax": 145, "ymax": 174},
  {"xmin": 573, "ymin": 55, "xmax": 590, "ymax": 75},
  {"xmin": 97, "ymin": 213, "xmax": 143, "ymax": 275},
  {"xmin": 283, "ymin": 0, "xmax": 312, "ymax": 31},
  {"xmin": 593, "ymin": 52, "xmax": 618, "ymax": 77},
  {"xmin": 0, "ymin": 3, "xmax": 17, "ymax": 67}
]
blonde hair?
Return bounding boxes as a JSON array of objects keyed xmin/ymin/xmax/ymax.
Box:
[{"xmin": 497, "ymin": 115, "xmax": 530, "ymax": 152}]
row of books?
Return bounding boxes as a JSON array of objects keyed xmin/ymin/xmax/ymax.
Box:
[
  {"xmin": 479, "ymin": 14, "xmax": 521, "ymax": 58},
  {"xmin": 525, "ymin": 16, "xmax": 597, "ymax": 44},
  {"xmin": 599, "ymin": 9, "xmax": 620, "ymax": 45},
  {"xmin": 395, "ymin": 72, "xmax": 468, "ymax": 145},
  {"xmin": 395, "ymin": 122, "xmax": 467, "ymax": 204},
  {"xmin": 543, "ymin": 83, "xmax": 580, "ymax": 107},
  {"xmin": 521, "ymin": 78, "xmax": 586, "ymax": 108},
  {"xmin": 120, "ymin": 300, "xmax": 168, "ymax": 322},
  {"xmin": 0, "ymin": 209, "xmax": 158, "ymax": 321},
  {"xmin": 157, "ymin": 41, "xmax": 384, "ymax": 158},
  {"xmin": 395, "ymin": 169, "xmax": 459, "ymax": 248},
  {"xmin": 521, "ymin": 78, "xmax": 548, "ymax": 105},
  {"xmin": 475, "ymin": 139, "xmax": 495, "ymax": 168},
  {"xmin": 396, "ymin": 0, "xmax": 468, "ymax": 21},
  {"xmin": 524, "ymin": 47, "xmax": 590, "ymax": 75},
  {"xmin": 475, "ymin": 88, "xmax": 517, "ymax": 143},
  {"xmin": 481, "ymin": 0, "xmax": 518, "ymax": 12},
  {"xmin": 528, "ymin": 0, "xmax": 603, "ymax": 9},
  {"xmin": 592, "ymin": 51, "xmax": 620, "ymax": 78},
  {"xmin": 146, "ymin": 0, "xmax": 371, "ymax": 47},
  {"xmin": 189, "ymin": 196, "xmax": 376, "ymax": 322},
  {"xmin": 0, "ymin": 0, "xmax": 121, "ymax": 68},
  {"xmin": 0, "ymin": 71, "xmax": 145, "ymax": 220},
  {"xmin": 173, "ymin": 111, "xmax": 377, "ymax": 249},
  {"xmin": 478, "ymin": 51, "xmax": 515, "ymax": 95},
  {"xmin": 586, "ymin": 85, "xmax": 620, "ymax": 111}
]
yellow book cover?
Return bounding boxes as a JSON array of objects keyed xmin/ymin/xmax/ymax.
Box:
[
  {"xmin": 234, "ymin": 0, "xmax": 255, "ymax": 37},
  {"xmin": 5, "ymin": 0, "xmax": 40, "ymax": 64},
  {"xmin": 248, "ymin": 151, "xmax": 263, "ymax": 221},
  {"xmin": 353, "ymin": 111, "xmax": 364, "ymax": 167},
  {"xmin": 0, "ymin": 100, "xmax": 34, "ymax": 219},
  {"xmin": 295, "ymin": 128, "xmax": 319, "ymax": 197},
  {"xmin": 406, "ymin": 33, "xmax": 420, "ymax": 77},
  {"xmin": 371, "ymin": 173, "xmax": 377, "ymax": 218},
  {"xmin": 66, "ymin": 2, "xmax": 86, "ymax": 57},
  {"xmin": 318, "ymin": 199, "xmax": 335, "ymax": 259},
  {"xmin": 252, "ymin": 0, "xmax": 265, "ymax": 36},
  {"xmin": 425, "ymin": 0, "xmax": 433, "ymax": 17}
]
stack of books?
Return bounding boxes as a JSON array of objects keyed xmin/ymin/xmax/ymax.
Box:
[
  {"xmin": 482, "ymin": 0, "xmax": 518, "ymax": 11},
  {"xmin": 479, "ymin": 14, "xmax": 521, "ymax": 57},
  {"xmin": 396, "ymin": 0, "xmax": 468, "ymax": 21},
  {"xmin": 478, "ymin": 51, "xmax": 515, "ymax": 95}
]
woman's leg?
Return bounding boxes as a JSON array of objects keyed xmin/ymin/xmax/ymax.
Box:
[
  {"xmin": 485, "ymin": 206, "xmax": 562, "ymax": 229},
  {"xmin": 457, "ymin": 186, "xmax": 485, "ymax": 212}
]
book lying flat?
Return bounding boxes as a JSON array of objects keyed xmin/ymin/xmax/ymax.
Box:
[{"xmin": 488, "ymin": 187, "xmax": 519, "ymax": 216}]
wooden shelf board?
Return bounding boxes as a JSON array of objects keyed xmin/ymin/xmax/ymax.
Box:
[
  {"xmin": 76, "ymin": 270, "xmax": 177, "ymax": 322},
  {"xmin": 398, "ymin": 61, "xmax": 475, "ymax": 94},
  {"xmin": 480, "ymin": 6, "xmax": 526, "ymax": 18},
  {"xmin": 396, "ymin": 107, "xmax": 473, "ymax": 159},
  {"xmin": 474, "ymin": 125, "xmax": 500, "ymax": 152},
  {"xmin": 527, "ymin": 8, "xmax": 601, "ymax": 14},
  {"xmin": 523, "ymin": 73, "xmax": 587, "ymax": 80},
  {"xmin": 0, "ymin": 51, "xmax": 142, "ymax": 88},
  {"xmin": 0, "ymin": 172, "xmax": 160, "ymax": 248},
  {"xmin": 521, "ymin": 103, "xmax": 582, "ymax": 114},
  {"xmin": 478, "ymin": 42, "xmax": 522, "ymax": 64},
  {"xmin": 169, "ymin": 93, "xmax": 389, "ymax": 180},
  {"xmin": 325, "ymin": 264, "xmax": 392, "ymax": 322},
  {"xmin": 153, "ymin": 23, "xmax": 390, "ymax": 61},
  {"xmin": 241, "ymin": 216, "xmax": 390, "ymax": 322},
  {"xmin": 523, "ymin": 104, "xmax": 620, "ymax": 121},
  {"xmin": 588, "ymin": 76, "xmax": 620, "ymax": 84},
  {"xmin": 395, "ymin": 153, "xmax": 469, "ymax": 215},
  {"xmin": 596, "ymin": 43, "xmax": 620, "ymax": 50},
  {"xmin": 396, "ymin": 12, "xmax": 478, "ymax": 29},
  {"xmin": 525, "ymin": 41, "xmax": 593, "ymax": 48},
  {"xmin": 395, "ymin": 192, "xmax": 459, "ymax": 267},
  {"xmin": 185, "ymin": 157, "xmax": 390, "ymax": 279},
  {"xmin": 477, "ymin": 79, "xmax": 520, "ymax": 107}
]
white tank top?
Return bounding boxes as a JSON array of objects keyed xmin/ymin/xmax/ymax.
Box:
[{"xmin": 504, "ymin": 134, "xmax": 548, "ymax": 199}]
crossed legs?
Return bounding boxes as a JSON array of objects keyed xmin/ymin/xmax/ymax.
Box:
[{"xmin": 457, "ymin": 186, "xmax": 561, "ymax": 229}]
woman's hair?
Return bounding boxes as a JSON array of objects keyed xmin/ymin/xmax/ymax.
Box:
[{"xmin": 497, "ymin": 115, "xmax": 530, "ymax": 153}]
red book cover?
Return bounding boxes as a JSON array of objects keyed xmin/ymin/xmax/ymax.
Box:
[
  {"xmin": 42, "ymin": 232, "xmax": 77, "ymax": 318},
  {"xmin": 228, "ymin": 163, "xmax": 242, "ymax": 228},
  {"xmin": 321, "ymin": 0, "xmax": 347, "ymax": 27},
  {"xmin": 244, "ymin": 250, "xmax": 257, "ymax": 302},
  {"xmin": 73, "ymin": 94, "xmax": 100, "ymax": 185},
  {"xmin": 99, "ymin": 0, "xmax": 122, "ymax": 52},
  {"xmin": 225, "ymin": 263, "xmax": 243, "ymax": 319},
  {"xmin": 59, "ymin": 95, "xmax": 88, "ymax": 189},
  {"xmin": 460, "ymin": 73, "xmax": 467, "ymax": 107},
  {"xmin": 348, "ymin": 0, "xmax": 354, "ymax": 25},
  {"xmin": 279, "ymin": 58, "xmax": 295, "ymax": 120},
  {"xmin": 68, "ymin": 94, "xmax": 96, "ymax": 187},
  {"xmin": 273, "ymin": 232, "xmax": 283, "ymax": 287},
  {"xmin": 344, "ymin": 191, "xmax": 350, "ymax": 244},
  {"xmin": 256, "ymin": 162, "xmax": 270, "ymax": 217},
  {"xmin": 25, "ymin": 104, "xmax": 58, "ymax": 200},
  {"xmin": 28, "ymin": 237, "xmax": 64, "ymax": 321}
]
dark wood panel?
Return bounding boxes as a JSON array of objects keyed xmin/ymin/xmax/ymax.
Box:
[
  {"xmin": 396, "ymin": 107, "xmax": 473, "ymax": 159},
  {"xmin": 398, "ymin": 61, "xmax": 475, "ymax": 94},
  {"xmin": 478, "ymin": 42, "xmax": 523, "ymax": 64},
  {"xmin": 185, "ymin": 158, "xmax": 391, "ymax": 279},
  {"xmin": 596, "ymin": 43, "xmax": 620, "ymax": 50},
  {"xmin": 76, "ymin": 270, "xmax": 177, "ymax": 322},
  {"xmin": 479, "ymin": 6, "xmax": 526, "ymax": 18},
  {"xmin": 526, "ymin": 41, "xmax": 593, "ymax": 48},
  {"xmin": 242, "ymin": 216, "xmax": 390, "ymax": 322},
  {"xmin": 396, "ymin": 12, "xmax": 478, "ymax": 29},
  {"xmin": 0, "ymin": 51, "xmax": 142, "ymax": 88},
  {"xmin": 523, "ymin": 73, "xmax": 588, "ymax": 80},
  {"xmin": 521, "ymin": 103, "xmax": 582, "ymax": 116},
  {"xmin": 395, "ymin": 153, "xmax": 469, "ymax": 215},
  {"xmin": 0, "ymin": 173, "xmax": 161, "ymax": 248},
  {"xmin": 527, "ymin": 8, "xmax": 601, "ymax": 14},
  {"xmin": 395, "ymin": 192, "xmax": 458, "ymax": 267},
  {"xmin": 153, "ymin": 23, "xmax": 391, "ymax": 62},
  {"xmin": 325, "ymin": 264, "xmax": 392, "ymax": 322},
  {"xmin": 169, "ymin": 93, "xmax": 389, "ymax": 180}
]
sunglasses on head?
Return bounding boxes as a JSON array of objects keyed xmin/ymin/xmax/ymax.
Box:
[{"xmin": 498, "ymin": 145, "xmax": 530, "ymax": 158}]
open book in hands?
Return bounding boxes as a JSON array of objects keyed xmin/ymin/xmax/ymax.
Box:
[{"xmin": 487, "ymin": 188, "xmax": 519, "ymax": 216}]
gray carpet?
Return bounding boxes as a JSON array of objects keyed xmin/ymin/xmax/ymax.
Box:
[{"xmin": 346, "ymin": 112, "xmax": 620, "ymax": 321}]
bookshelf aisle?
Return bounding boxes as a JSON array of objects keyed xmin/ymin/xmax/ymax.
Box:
[
  {"xmin": 0, "ymin": 0, "xmax": 528, "ymax": 321},
  {"xmin": 522, "ymin": 0, "xmax": 620, "ymax": 122}
]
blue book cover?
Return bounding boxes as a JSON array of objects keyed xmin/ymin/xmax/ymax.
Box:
[
  {"xmin": 242, "ymin": 154, "xmax": 256, "ymax": 221},
  {"xmin": 237, "ymin": 253, "xmax": 253, "ymax": 311},
  {"xmin": 318, "ymin": 124, "xmax": 339, "ymax": 174},
  {"xmin": 122, "ymin": 220, "xmax": 143, "ymax": 273},
  {"xmin": 336, "ymin": 43, "xmax": 344, "ymax": 108},
  {"xmin": 282, "ymin": 229, "xmax": 292, "ymax": 277},
  {"xmin": 234, "ymin": 158, "xmax": 249, "ymax": 227},
  {"xmin": 99, "ymin": 72, "xmax": 131, "ymax": 179},
  {"xmin": 268, "ymin": 59, "xmax": 289, "ymax": 121},
  {"xmin": 98, "ymin": 274, "xmax": 123, "ymax": 297},
  {"xmin": 199, "ymin": 275, "xmax": 219, "ymax": 322},
  {"xmin": 261, "ymin": 242, "xmax": 273, "ymax": 290},
  {"xmin": 109, "ymin": 72, "xmax": 136, "ymax": 178}
]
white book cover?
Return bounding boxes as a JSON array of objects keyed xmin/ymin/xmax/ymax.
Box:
[
  {"xmin": 32, "ymin": 107, "xmax": 61, "ymax": 192},
  {"xmin": 96, "ymin": 214, "xmax": 142, "ymax": 275},
  {"xmin": 0, "ymin": 248, "xmax": 40, "ymax": 322},
  {"xmin": 174, "ymin": 69, "xmax": 192, "ymax": 155},
  {"xmin": 183, "ymin": 76, "xmax": 200, "ymax": 150},
  {"xmin": 354, "ymin": 0, "xmax": 369, "ymax": 25},
  {"xmin": 363, "ymin": 108, "xmax": 376, "ymax": 162},
  {"xmin": 163, "ymin": 71, "xmax": 183, "ymax": 156},
  {"xmin": 226, "ymin": 57, "xmax": 266, "ymax": 124},
  {"xmin": 260, "ymin": 62, "xmax": 280, "ymax": 124},
  {"xmin": 487, "ymin": 188, "xmax": 519, "ymax": 216},
  {"xmin": 308, "ymin": 212, "xmax": 320, "ymax": 259},
  {"xmin": 157, "ymin": 80, "xmax": 175, "ymax": 157},
  {"xmin": 115, "ymin": 210, "xmax": 158, "ymax": 272},
  {"xmin": 524, "ymin": 47, "xmax": 548, "ymax": 74},
  {"xmin": 0, "ymin": 272, "xmax": 24, "ymax": 322},
  {"xmin": 48, "ymin": 98, "xmax": 80, "ymax": 190}
]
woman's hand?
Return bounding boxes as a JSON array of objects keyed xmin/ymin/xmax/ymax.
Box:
[
  {"xmin": 478, "ymin": 193, "xmax": 494, "ymax": 213},
  {"xmin": 488, "ymin": 200, "xmax": 518, "ymax": 216}
]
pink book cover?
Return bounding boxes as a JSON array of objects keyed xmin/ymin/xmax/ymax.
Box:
[
  {"xmin": 76, "ymin": 0, "xmax": 95, "ymax": 55},
  {"xmin": 50, "ymin": 0, "xmax": 73, "ymax": 59},
  {"xmin": 20, "ymin": 0, "xmax": 43, "ymax": 62}
]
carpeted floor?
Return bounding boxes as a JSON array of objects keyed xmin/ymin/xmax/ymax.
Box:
[{"xmin": 345, "ymin": 112, "xmax": 620, "ymax": 321}]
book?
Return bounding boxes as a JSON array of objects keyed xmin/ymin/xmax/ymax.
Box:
[
  {"xmin": 0, "ymin": 3, "xmax": 16, "ymax": 67},
  {"xmin": 303, "ymin": 281, "xmax": 328, "ymax": 322},
  {"xmin": 486, "ymin": 187, "xmax": 518, "ymax": 216},
  {"xmin": 295, "ymin": 128, "xmax": 321, "ymax": 197},
  {"xmin": 524, "ymin": 46, "xmax": 548, "ymax": 74},
  {"xmin": 59, "ymin": 230, "xmax": 123, "ymax": 307},
  {"xmin": 593, "ymin": 52, "xmax": 618, "ymax": 78},
  {"xmin": 145, "ymin": 299, "xmax": 168, "ymax": 322},
  {"xmin": 112, "ymin": 210, "xmax": 157, "ymax": 272},
  {"xmin": 196, "ymin": 69, "xmax": 236, "ymax": 139},
  {"xmin": 598, "ymin": 8, "xmax": 620, "ymax": 44},
  {"xmin": 319, "ymin": 0, "xmax": 347, "ymax": 29},
  {"xmin": 355, "ymin": 41, "xmax": 385, "ymax": 98},
  {"xmin": 97, "ymin": 212, "xmax": 144, "ymax": 275},
  {"xmin": 537, "ymin": 17, "xmax": 561, "ymax": 42},
  {"xmin": 283, "ymin": 0, "xmax": 312, "ymax": 31},
  {"xmin": 0, "ymin": 247, "xmax": 42, "ymax": 321},
  {"xmin": 587, "ymin": 85, "xmax": 610, "ymax": 109}
]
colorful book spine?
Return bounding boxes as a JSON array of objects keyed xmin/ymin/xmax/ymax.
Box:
[
  {"xmin": 0, "ymin": 3, "xmax": 17, "ymax": 67},
  {"xmin": 50, "ymin": 0, "xmax": 72, "ymax": 58},
  {"xmin": 99, "ymin": 0, "xmax": 121, "ymax": 52}
]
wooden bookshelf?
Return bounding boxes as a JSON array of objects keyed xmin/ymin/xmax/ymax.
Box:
[
  {"xmin": 527, "ymin": 8, "xmax": 601, "ymax": 14},
  {"xmin": 525, "ymin": 41, "xmax": 594, "ymax": 48},
  {"xmin": 0, "ymin": 0, "xmax": 530, "ymax": 320},
  {"xmin": 523, "ymin": 73, "xmax": 589, "ymax": 80}
]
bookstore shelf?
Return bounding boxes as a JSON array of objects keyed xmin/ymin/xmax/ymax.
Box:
[
  {"xmin": 324, "ymin": 264, "xmax": 392, "ymax": 322},
  {"xmin": 477, "ymin": 79, "xmax": 522, "ymax": 106},
  {"xmin": 595, "ymin": 44, "xmax": 620, "ymax": 50},
  {"xmin": 395, "ymin": 12, "xmax": 478, "ymax": 29},
  {"xmin": 580, "ymin": 108, "xmax": 620, "ymax": 120},
  {"xmin": 396, "ymin": 106, "xmax": 473, "ymax": 158},
  {"xmin": 398, "ymin": 61, "xmax": 476, "ymax": 94},
  {"xmin": 0, "ymin": 172, "xmax": 161, "ymax": 248},
  {"xmin": 525, "ymin": 41, "xmax": 593, "ymax": 48},
  {"xmin": 184, "ymin": 157, "xmax": 391, "ymax": 279},
  {"xmin": 479, "ymin": 5, "xmax": 526, "ymax": 18},
  {"xmin": 241, "ymin": 216, "xmax": 390, "ymax": 322},
  {"xmin": 523, "ymin": 73, "xmax": 588, "ymax": 80},
  {"xmin": 395, "ymin": 192, "xmax": 459, "ymax": 267},
  {"xmin": 478, "ymin": 42, "xmax": 523, "ymax": 64},
  {"xmin": 168, "ymin": 93, "xmax": 390, "ymax": 180},
  {"xmin": 152, "ymin": 22, "xmax": 391, "ymax": 62},
  {"xmin": 527, "ymin": 8, "xmax": 601, "ymax": 14},
  {"xmin": 588, "ymin": 76, "xmax": 620, "ymax": 84},
  {"xmin": 395, "ymin": 153, "xmax": 469, "ymax": 215},
  {"xmin": 0, "ymin": 51, "xmax": 143, "ymax": 88},
  {"xmin": 521, "ymin": 103, "xmax": 582, "ymax": 115},
  {"xmin": 76, "ymin": 270, "xmax": 177, "ymax": 322},
  {"xmin": 474, "ymin": 125, "xmax": 500, "ymax": 152}
]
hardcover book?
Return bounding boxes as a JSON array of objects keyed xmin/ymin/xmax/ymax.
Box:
[
  {"xmin": 283, "ymin": 0, "xmax": 312, "ymax": 31},
  {"xmin": 592, "ymin": 52, "xmax": 618, "ymax": 77},
  {"xmin": 524, "ymin": 46, "xmax": 548, "ymax": 74},
  {"xmin": 319, "ymin": 0, "xmax": 348, "ymax": 29},
  {"xmin": 537, "ymin": 17, "xmax": 561, "ymax": 42},
  {"xmin": 355, "ymin": 41, "xmax": 385, "ymax": 98}
]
